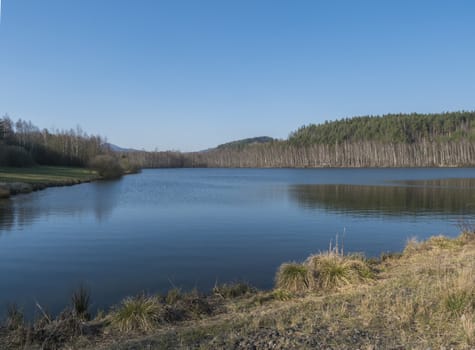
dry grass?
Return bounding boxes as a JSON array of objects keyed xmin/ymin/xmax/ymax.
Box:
[
  {"xmin": 110, "ymin": 295, "xmax": 162, "ymax": 333},
  {"xmin": 213, "ymin": 282, "xmax": 256, "ymax": 299},
  {"xmin": 305, "ymin": 251, "xmax": 373, "ymax": 290},
  {"xmin": 275, "ymin": 263, "xmax": 311, "ymax": 293},
  {"xmin": 4, "ymin": 231, "xmax": 475, "ymax": 349}
]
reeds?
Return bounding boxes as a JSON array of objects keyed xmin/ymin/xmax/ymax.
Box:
[{"xmin": 71, "ymin": 285, "xmax": 91, "ymax": 320}]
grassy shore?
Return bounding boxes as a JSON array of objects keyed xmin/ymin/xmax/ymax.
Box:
[
  {"xmin": 0, "ymin": 166, "xmax": 99, "ymax": 197},
  {"xmin": 2, "ymin": 229, "xmax": 475, "ymax": 349}
]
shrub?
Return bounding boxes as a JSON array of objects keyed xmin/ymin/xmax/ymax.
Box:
[
  {"xmin": 275, "ymin": 263, "xmax": 310, "ymax": 293},
  {"xmin": 111, "ymin": 295, "xmax": 162, "ymax": 333},
  {"xmin": 88, "ymin": 155, "xmax": 123, "ymax": 179}
]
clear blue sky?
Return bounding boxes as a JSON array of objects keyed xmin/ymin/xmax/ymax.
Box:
[{"xmin": 1, "ymin": 1, "xmax": 474, "ymax": 151}]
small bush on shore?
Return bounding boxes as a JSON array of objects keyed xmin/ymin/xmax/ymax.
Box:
[
  {"xmin": 89, "ymin": 155, "xmax": 124, "ymax": 179},
  {"xmin": 275, "ymin": 263, "xmax": 310, "ymax": 293}
]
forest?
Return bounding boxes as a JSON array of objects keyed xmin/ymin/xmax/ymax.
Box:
[
  {"xmin": 123, "ymin": 111, "xmax": 475, "ymax": 168},
  {"xmin": 1, "ymin": 111, "xmax": 475, "ymax": 169},
  {"xmin": 0, "ymin": 116, "xmax": 105, "ymax": 167},
  {"xmin": 0, "ymin": 115, "xmax": 134, "ymax": 178}
]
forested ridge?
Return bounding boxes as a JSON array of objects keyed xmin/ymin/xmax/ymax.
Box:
[
  {"xmin": 123, "ymin": 111, "xmax": 475, "ymax": 168},
  {"xmin": 289, "ymin": 112, "xmax": 475, "ymax": 145}
]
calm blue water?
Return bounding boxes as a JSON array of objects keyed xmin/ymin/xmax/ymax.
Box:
[{"xmin": 1, "ymin": 168, "xmax": 475, "ymax": 317}]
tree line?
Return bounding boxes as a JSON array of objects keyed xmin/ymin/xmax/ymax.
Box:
[
  {"xmin": 2, "ymin": 111, "xmax": 474, "ymax": 169},
  {"xmin": 0, "ymin": 115, "xmax": 143, "ymax": 178},
  {"xmin": 121, "ymin": 111, "xmax": 475, "ymax": 168},
  {"xmin": 0, "ymin": 115, "xmax": 105, "ymax": 167}
]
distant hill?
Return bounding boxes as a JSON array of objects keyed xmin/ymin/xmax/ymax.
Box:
[
  {"xmin": 215, "ymin": 136, "xmax": 275, "ymax": 150},
  {"xmin": 104, "ymin": 143, "xmax": 139, "ymax": 153}
]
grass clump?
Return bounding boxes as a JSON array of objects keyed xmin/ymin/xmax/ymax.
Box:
[
  {"xmin": 5, "ymin": 304, "xmax": 24, "ymax": 331},
  {"xmin": 445, "ymin": 291, "xmax": 473, "ymax": 316},
  {"xmin": 275, "ymin": 263, "xmax": 310, "ymax": 293},
  {"xmin": 71, "ymin": 285, "xmax": 91, "ymax": 320},
  {"xmin": 213, "ymin": 282, "xmax": 256, "ymax": 299},
  {"xmin": 110, "ymin": 295, "xmax": 162, "ymax": 333},
  {"xmin": 306, "ymin": 251, "xmax": 373, "ymax": 290},
  {"xmin": 257, "ymin": 289, "xmax": 293, "ymax": 304},
  {"xmin": 404, "ymin": 234, "xmax": 469, "ymax": 256},
  {"xmin": 165, "ymin": 288, "xmax": 183, "ymax": 305}
]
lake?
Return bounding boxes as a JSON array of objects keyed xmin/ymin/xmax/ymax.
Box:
[{"xmin": 1, "ymin": 168, "xmax": 475, "ymax": 317}]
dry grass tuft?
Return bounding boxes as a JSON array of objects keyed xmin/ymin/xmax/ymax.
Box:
[
  {"xmin": 305, "ymin": 251, "xmax": 373, "ymax": 290},
  {"xmin": 213, "ymin": 282, "xmax": 256, "ymax": 299},
  {"xmin": 110, "ymin": 295, "xmax": 162, "ymax": 333},
  {"xmin": 275, "ymin": 263, "xmax": 311, "ymax": 293}
]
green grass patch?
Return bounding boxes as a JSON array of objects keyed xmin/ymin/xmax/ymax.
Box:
[{"xmin": 0, "ymin": 166, "xmax": 98, "ymax": 184}]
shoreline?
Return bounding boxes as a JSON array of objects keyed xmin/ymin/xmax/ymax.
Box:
[
  {"xmin": 0, "ymin": 178, "xmax": 97, "ymax": 198},
  {"xmin": 1, "ymin": 230, "xmax": 475, "ymax": 349},
  {"xmin": 0, "ymin": 166, "xmax": 114, "ymax": 199}
]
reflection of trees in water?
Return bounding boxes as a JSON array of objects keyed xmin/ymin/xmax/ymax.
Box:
[
  {"xmin": 93, "ymin": 180, "xmax": 121, "ymax": 222},
  {"xmin": 392, "ymin": 178, "xmax": 475, "ymax": 189},
  {"xmin": 289, "ymin": 179, "xmax": 475, "ymax": 217},
  {"xmin": 0, "ymin": 199, "xmax": 15, "ymax": 231},
  {"xmin": 0, "ymin": 181, "xmax": 121, "ymax": 234}
]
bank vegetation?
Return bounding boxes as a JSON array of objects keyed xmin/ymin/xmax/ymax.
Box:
[{"xmin": 2, "ymin": 228, "xmax": 475, "ymax": 349}]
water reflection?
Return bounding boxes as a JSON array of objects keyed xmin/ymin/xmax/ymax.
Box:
[
  {"xmin": 92, "ymin": 180, "xmax": 121, "ymax": 221},
  {"xmin": 0, "ymin": 199, "xmax": 15, "ymax": 231},
  {"xmin": 0, "ymin": 180, "xmax": 121, "ymax": 233},
  {"xmin": 289, "ymin": 179, "xmax": 475, "ymax": 217}
]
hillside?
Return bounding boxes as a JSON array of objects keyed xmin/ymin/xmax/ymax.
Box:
[
  {"xmin": 289, "ymin": 111, "xmax": 475, "ymax": 146},
  {"xmin": 216, "ymin": 136, "xmax": 275, "ymax": 150}
]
